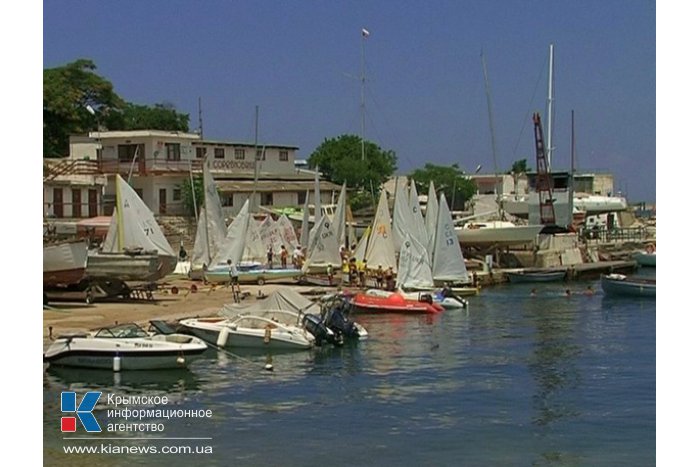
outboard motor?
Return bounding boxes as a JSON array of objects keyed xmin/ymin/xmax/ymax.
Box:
[
  {"xmin": 302, "ymin": 313, "xmax": 340, "ymax": 346},
  {"xmin": 418, "ymin": 293, "xmax": 433, "ymax": 304},
  {"xmin": 324, "ymin": 299, "xmax": 365, "ymax": 340}
]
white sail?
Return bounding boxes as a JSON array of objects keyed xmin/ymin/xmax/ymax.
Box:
[
  {"xmin": 103, "ymin": 175, "xmax": 175, "ymax": 257},
  {"xmin": 275, "ymin": 214, "xmax": 299, "ymax": 251},
  {"xmin": 259, "ymin": 215, "xmax": 287, "ymax": 254},
  {"xmin": 397, "ymin": 233, "xmax": 434, "ymax": 290},
  {"xmin": 425, "ymin": 180, "xmax": 439, "ymax": 264},
  {"xmin": 191, "ymin": 162, "xmax": 227, "ymax": 268},
  {"xmin": 364, "ymin": 190, "xmax": 397, "ymax": 270},
  {"xmin": 432, "ymin": 193, "xmax": 469, "ymax": 283},
  {"xmin": 330, "ymin": 183, "xmax": 347, "ymax": 247},
  {"xmin": 300, "ymin": 190, "xmax": 310, "ymax": 249},
  {"xmin": 391, "ymin": 181, "xmax": 412, "ymax": 253},
  {"xmin": 242, "ymin": 216, "xmax": 266, "ymax": 263},
  {"xmin": 302, "ymin": 214, "xmax": 341, "ymax": 272},
  {"xmin": 353, "ymin": 226, "xmax": 371, "ymax": 261},
  {"xmin": 210, "ymin": 199, "xmax": 250, "ymax": 270},
  {"xmin": 408, "ymin": 179, "xmax": 430, "ymax": 256}
]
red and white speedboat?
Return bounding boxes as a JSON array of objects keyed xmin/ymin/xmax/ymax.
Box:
[{"xmin": 350, "ymin": 292, "xmax": 444, "ymax": 314}]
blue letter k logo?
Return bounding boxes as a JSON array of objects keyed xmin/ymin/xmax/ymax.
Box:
[{"xmin": 61, "ymin": 391, "xmax": 102, "ymax": 432}]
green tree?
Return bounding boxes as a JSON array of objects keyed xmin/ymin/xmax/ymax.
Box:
[
  {"xmin": 107, "ymin": 102, "xmax": 190, "ymax": 132},
  {"xmin": 510, "ymin": 158, "xmax": 530, "ymax": 174},
  {"xmin": 43, "ymin": 59, "xmax": 125, "ymax": 157},
  {"xmin": 409, "ymin": 163, "xmax": 476, "ymax": 210},
  {"xmin": 181, "ymin": 176, "xmax": 204, "ymax": 217},
  {"xmin": 308, "ymin": 134, "xmax": 397, "ymax": 196}
]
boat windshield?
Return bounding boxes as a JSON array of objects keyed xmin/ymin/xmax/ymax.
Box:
[{"xmin": 94, "ymin": 323, "xmax": 149, "ymax": 338}]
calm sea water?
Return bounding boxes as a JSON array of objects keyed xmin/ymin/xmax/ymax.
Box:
[{"xmin": 43, "ymin": 274, "xmax": 655, "ymax": 466}]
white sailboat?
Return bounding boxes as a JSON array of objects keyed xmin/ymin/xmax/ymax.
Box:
[
  {"xmin": 408, "ymin": 179, "xmax": 430, "ymax": 259},
  {"xmin": 364, "ymin": 190, "xmax": 397, "ymax": 270},
  {"xmin": 189, "ymin": 161, "xmax": 228, "ymax": 278},
  {"xmin": 330, "ymin": 183, "xmax": 347, "ymax": 248},
  {"xmin": 424, "ymin": 181, "xmax": 439, "ymax": 264},
  {"xmin": 86, "ymin": 175, "xmax": 176, "ymax": 282},
  {"xmin": 432, "ymin": 193, "xmax": 470, "ymax": 285},
  {"xmin": 391, "ymin": 180, "xmax": 412, "ymax": 254},
  {"xmin": 397, "ymin": 233, "xmax": 434, "ymax": 290},
  {"xmin": 302, "ymin": 214, "xmax": 342, "ymax": 273}
]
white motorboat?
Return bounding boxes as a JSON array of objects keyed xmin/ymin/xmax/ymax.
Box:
[
  {"xmin": 43, "ymin": 323, "xmax": 208, "ymax": 371},
  {"xmin": 455, "ymin": 220, "xmax": 543, "ymax": 247},
  {"xmin": 179, "ymin": 312, "xmax": 317, "ymax": 350}
]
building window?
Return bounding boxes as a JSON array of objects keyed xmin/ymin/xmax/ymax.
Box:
[
  {"xmin": 135, "ymin": 188, "xmax": 144, "ymax": 199},
  {"xmin": 214, "ymin": 148, "xmax": 225, "ymax": 159},
  {"xmin": 118, "ymin": 144, "xmax": 139, "ymax": 162},
  {"xmin": 166, "ymin": 143, "xmax": 181, "ymax": 161},
  {"xmin": 297, "ymin": 191, "xmax": 307, "ymax": 205},
  {"xmin": 279, "ymin": 150, "xmax": 289, "ymax": 162},
  {"xmin": 256, "ymin": 149, "xmax": 265, "ymax": 161},
  {"xmin": 173, "ymin": 188, "xmax": 182, "ymax": 201},
  {"xmin": 196, "ymin": 147, "xmax": 207, "ymax": 159},
  {"xmin": 234, "ymin": 149, "xmax": 245, "ymax": 160},
  {"xmin": 261, "ymin": 192, "xmax": 273, "ymax": 205}
]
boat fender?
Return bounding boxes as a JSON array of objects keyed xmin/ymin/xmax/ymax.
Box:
[
  {"xmin": 264, "ymin": 325, "xmax": 273, "ymax": 344},
  {"xmin": 113, "ymin": 354, "xmax": 121, "ymax": 372},
  {"xmin": 176, "ymin": 353, "xmax": 186, "ymax": 366},
  {"xmin": 217, "ymin": 327, "xmax": 230, "ymax": 347}
]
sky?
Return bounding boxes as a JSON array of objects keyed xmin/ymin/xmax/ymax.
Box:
[{"xmin": 41, "ymin": 0, "xmax": 656, "ymax": 202}]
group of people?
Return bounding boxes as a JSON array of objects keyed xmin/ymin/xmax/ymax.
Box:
[{"xmin": 265, "ymin": 245, "xmax": 306, "ymax": 270}]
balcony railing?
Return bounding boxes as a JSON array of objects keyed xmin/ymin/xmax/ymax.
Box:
[{"xmin": 97, "ymin": 158, "xmax": 204, "ymax": 175}]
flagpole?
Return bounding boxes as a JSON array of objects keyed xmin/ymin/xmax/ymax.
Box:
[{"xmin": 360, "ymin": 28, "xmax": 369, "ymax": 161}]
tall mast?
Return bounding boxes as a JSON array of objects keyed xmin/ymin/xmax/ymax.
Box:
[
  {"xmin": 253, "ymin": 105, "xmax": 259, "ymax": 212},
  {"xmin": 546, "ymin": 43, "xmax": 555, "ymax": 170},
  {"xmin": 481, "ymin": 49, "xmax": 499, "ymax": 174},
  {"xmin": 361, "ymin": 28, "xmax": 370, "ymax": 161},
  {"xmin": 116, "ymin": 175, "xmax": 124, "ymax": 251}
]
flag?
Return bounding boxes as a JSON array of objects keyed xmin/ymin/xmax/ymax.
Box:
[{"xmin": 361, "ymin": 28, "xmax": 370, "ymax": 38}]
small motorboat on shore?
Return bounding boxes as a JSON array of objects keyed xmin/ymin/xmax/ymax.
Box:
[
  {"xmin": 366, "ymin": 288, "xmax": 467, "ymax": 310},
  {"xmin": 350, "ymin": 292, "xmax": 444, "ymax": 314},
  {"xmin": 601, "ymin": 273, "xmax": 656, "ymax": 297},
  {"xmin": 43, "ymin": 323, "xmax": 208, "ymax": 371}
]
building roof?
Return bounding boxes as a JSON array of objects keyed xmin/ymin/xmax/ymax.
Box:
[
  {"xmin": 88, "ymin": 130, "xmax": 202, "ymax": 140},
  {"xmin": 215, "ymin": 179, "xmax": 341, "ymax": 193}
]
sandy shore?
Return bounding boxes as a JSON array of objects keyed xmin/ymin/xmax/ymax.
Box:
[{"xmin": 42, "ymin": 278, "xmax": 328, "ymax": 346}]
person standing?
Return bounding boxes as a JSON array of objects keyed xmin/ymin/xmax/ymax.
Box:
[
  {"xmin": 280, "ymin": 245, "xmax": 289, "ymax": 268},
  {"xmin": 227, "ymin": 259, "xmax": 240, "ymax": 303},
  {"xmin": 267, "ymin": 246, "xmax": 274, "ymax": 269}
]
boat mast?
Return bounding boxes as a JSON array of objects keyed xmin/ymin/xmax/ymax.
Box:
[
  {"xmin": 116, "ymin": 175, "xmax": 124, "ymax": 251},
  {"xmin": 481, "ymin": 49, "xmax": 499, "ymax": 174},
  {"xmin": 253, "ymin": 105, "xmax": 259, "ymax": 212},
  {"xmin": 545, "ymin": 43, "xmax": 555, "ymax": 170}
]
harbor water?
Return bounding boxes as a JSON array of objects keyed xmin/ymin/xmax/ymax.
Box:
[{"xmin": 43, "ymin": 276, "xmax": 655, "ymax": 466}]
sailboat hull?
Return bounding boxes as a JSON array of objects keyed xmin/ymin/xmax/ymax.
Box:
[
  {"xmin": 86, "ymin": 252, "xmax": 175, "ymax": 282},
  {"xmin": 43, "ymin": 241, "xmax": 89, "ymax": 287}
]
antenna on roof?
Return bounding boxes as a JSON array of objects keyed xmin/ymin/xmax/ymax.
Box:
[{"xmin": 198, "ymin": 97, "xmax": 204, "ymax": 139}]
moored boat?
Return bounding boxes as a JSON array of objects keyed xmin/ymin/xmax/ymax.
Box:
[
  {"xmin": 506, "ymin": 269, "xmax": 567, "ymax": 283},
  {"xmin": 204, "ymin": 266, "xmax": 303, "ymax": 285},
  {"xmin": 350, "ymin": 292, "xmax": 444, "ymax": 314},
  {"xmin": 178, "ymin": 314, "xmax": 317, "ymax": 350},
  {"xmin": 601, "ymin": 273, "xmax": 656, "ymax": 297},
  {"xmin": 43, "ymin": 323, "xmax": 208, "ymax": 371}
]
